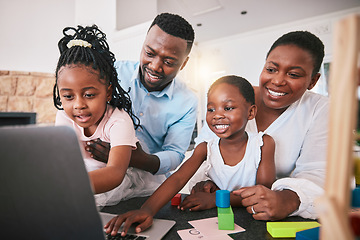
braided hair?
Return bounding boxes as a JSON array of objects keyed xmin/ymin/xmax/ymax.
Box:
[{"xmin": 53, "ymin": 25, "xmax": 140, "ymax": 128}]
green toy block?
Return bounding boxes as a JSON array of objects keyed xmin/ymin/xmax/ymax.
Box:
[
  {"xmin": 267, "ymin": 222, "xmax": 321, "ymax": 238},
  {"xmin": 217, "ymin": 206, "xmax": 234, "ymax": 230}
]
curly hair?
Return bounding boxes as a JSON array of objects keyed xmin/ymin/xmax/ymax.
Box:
[
  {"xmin": 209, "ymin": 75, "xmax": 255, "ymax": 105},
  {"xmin": 53, "ymin": 25, "xmax": 140, "ymax": 128},
  {"xmin": 149, "ymin": 12, "xmax": 195, "ymax": 54},
  {"xmin": 266, "ymin": 31, "xmax": 325, "ymax": 77}
]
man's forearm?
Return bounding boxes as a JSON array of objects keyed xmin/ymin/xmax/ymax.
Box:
[{"xmin": 130, "ymin": 151, "xmax": 160, "ymax": 174}]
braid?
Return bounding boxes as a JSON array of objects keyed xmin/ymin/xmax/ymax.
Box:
[{"xmin": 53, "ymin": 25, "xmax": 140, "ymax": 129}]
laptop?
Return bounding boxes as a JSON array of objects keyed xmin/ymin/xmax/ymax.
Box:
[{"xmin": 0, "ymin": 125, "xmax": 175, "ymax": 240}]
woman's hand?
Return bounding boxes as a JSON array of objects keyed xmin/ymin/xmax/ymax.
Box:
[
  {"xmin": 179, "ymin": 192, "xmax": 216, "ymax": 211},
  {"xmin": 104, "ymin": 210, "xmax": 153, "ymax": 237},
  {"xmin": 233, "ymin": 185, "xmax": 300, "ymax": 221}
]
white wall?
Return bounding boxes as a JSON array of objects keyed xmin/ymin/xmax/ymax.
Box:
[
  {"xmin": 1, "ymin": 2, "xmax": 359, "ymax": 119},
  {"xmin": 74, "ymin": 0, "xmax": 147, "ymax": 62},
  {"xmin": 0, "ymin": 0, "xmax": 144, "ymax": 73},
  {"xmin": 192, "ymin": 7, "xmax": 360, "ymax": 123},
  {"xmin": 0, "ymin": 0, "xmax": 75, "ymax": 73}
]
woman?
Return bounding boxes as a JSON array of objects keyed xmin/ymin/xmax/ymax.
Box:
[{"xmin": 189, "ymin": 30, "xmax": 328, "ymax": 221}]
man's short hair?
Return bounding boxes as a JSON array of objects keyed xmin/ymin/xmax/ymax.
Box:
[{"xmin": 149, "ymin": 12, "xmax": 195, "ymax": 54}]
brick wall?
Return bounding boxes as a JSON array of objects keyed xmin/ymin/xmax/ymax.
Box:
[{"xmin": 0, "ymin": 70, "xmax": 57, "ymax": 124}]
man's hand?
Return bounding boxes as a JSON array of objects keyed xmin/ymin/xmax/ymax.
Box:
[
  {"xmin": 85, "ymin": 138, "xmax": 110, "ymax": 163},
  {"xmin": 233, "ymin": 185, "xmax": 300, "ymax": 221},
  {"xmin": 129, "ymin": 142, "xmax": 160, "ymax": 174},
  {"xmin": 86, "ymin": 140, "xmax": 161, "ymax": 174},
  {"xmin": 104, "ymin": 210, "xmax": 153, "ymax": 237},
  {"xmin": 191, "ymin": 180, "xmax": 220, "ymax": 194},
  {"xmin": 179, "ymin": 192, "xmax": 216, "ymax": 211}
]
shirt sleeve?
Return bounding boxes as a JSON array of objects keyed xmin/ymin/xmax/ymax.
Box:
[
  {"xmin": 108, "ymin": 117, "xmax": 138, "ymax": 149},
  {"xmin": 194, "ymin": 122, "xmax": 218, "ymax": 147},
  {"xmin": 271, "ymin": 99, "xmax": 329, "ymax": 219},
  {"xmin": 154, "ymin": 101, "xmax": 198, "ymax": 175}
]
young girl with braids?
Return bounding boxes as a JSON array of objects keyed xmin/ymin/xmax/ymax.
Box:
[{"xmin": 53, "ymin": 25, "xmax": 157, "ymax": 207}]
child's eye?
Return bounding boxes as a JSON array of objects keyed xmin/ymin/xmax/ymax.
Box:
[
  {"xmin": 288, "ymin": 72, "xmax": 301, "ymax": 78},
  {"xmin": 207, "ymin": 108, "xmax": 215, "ymax": 113},
  {"xmin": 62, "ymin": 95, "xmax": 73, "ymax": 100},
  {"xmin": 225, "ymin": 107, "xmax": 234, "ymax": 111},
  {"xmin": 84, "ymin": 93, "xmax": 95, "ymax": 98}
]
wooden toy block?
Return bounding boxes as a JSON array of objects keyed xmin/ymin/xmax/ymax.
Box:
[
  {"xmin": 216, "ymin": 190, "xmax": 230, "ymax": 208},
  {"xmin": 217, "ymin": 206, "xmax": 234, "ymax": 230},
  {"xmin": 296, "ymin": 226, "xmax": 320, "ymax": 240},
  {"xmin": 171, "ymin": 193, "xmax": 181, "ymax": 206},
  {"xmin": 266, "ymin": 222, "xmax": 320, "ymax": 238}
]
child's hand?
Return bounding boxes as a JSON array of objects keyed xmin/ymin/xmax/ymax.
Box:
[
  {"xmin": 104, "ymin": 210, "xmax": 153, "ymax": 236},
  {"xmin": 179, "ymin": 192, "xmax": 216, "ymax": 211},
  {"xmin": 191, "ymin": 180, "xmax": 219, "ymax": 194},
  {"xmin": 85, "ymin": 138, "xmax": 110, "ymax": 163}
]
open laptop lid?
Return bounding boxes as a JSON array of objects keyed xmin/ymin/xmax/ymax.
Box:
[{"xmin": 0, "ymin": 125, "xmax": 105, "ymax": 240}]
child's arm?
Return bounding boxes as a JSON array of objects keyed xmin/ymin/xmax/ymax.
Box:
[
  {"xmin": 256, "ymin": 134, "xmax": 276, "ymax": 188},
  {"xmin": 88, "ymin": 145, "xmax": 132, "ymax": 194},
  {"xmin": 105, "ymin": 142, "xmax": 208, "ymax": 236}
]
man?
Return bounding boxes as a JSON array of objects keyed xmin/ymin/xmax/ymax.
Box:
[{"xmin": 87, "ymin": 13, "xmax": 197, "ymax": 190}]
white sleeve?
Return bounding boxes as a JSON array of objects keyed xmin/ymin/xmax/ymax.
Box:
[
  {"xmin": 194, "ymin": 123, "xmax": 218, "ymax": 147},
  {"xmin": 272, "ymin": 100, "xmax": 329, "ymax": 219}
]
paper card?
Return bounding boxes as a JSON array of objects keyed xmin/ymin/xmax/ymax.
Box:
[
  {"xmin": 177, "ymin": 228, "xmax": 233, "ymax": 240},
  {"xmin": 188, "ymin": 217, "xmax": 245, "ymax": 236}
]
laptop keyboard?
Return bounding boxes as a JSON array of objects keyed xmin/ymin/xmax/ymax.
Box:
[{"xmin": 105, "ymin": 232, "xmax": 147, "ymax": 240}]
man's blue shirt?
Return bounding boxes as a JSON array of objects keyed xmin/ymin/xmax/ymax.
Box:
[{"xmin": 115, "ymin": 60, "xmax": 198, "ymax": 175}]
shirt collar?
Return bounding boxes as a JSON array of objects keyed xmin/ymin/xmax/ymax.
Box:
[{"xmin": 132, "ymin": 64, "xmax": 175, "ymax": 99}]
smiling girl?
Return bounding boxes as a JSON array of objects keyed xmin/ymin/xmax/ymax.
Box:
[{"xmin": 104, "ymin": 75, "xmax": 275, "ymax": 236}]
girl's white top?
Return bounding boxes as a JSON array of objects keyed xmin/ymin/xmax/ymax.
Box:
[{"xmin": 205, "ymin": 131, "xmax": 265, "ymax": 191}]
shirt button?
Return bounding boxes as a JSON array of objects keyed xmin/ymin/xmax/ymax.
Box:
[
  {"xmin": 147, "ymin": 93, "xmax": 150, "ymax": 96},
  {"xmin": 138, "ymin": 129, "xmax": 141, "ymax": 132},
  {"xmin": 139, "ymin": 112, "xmax": 143, "ymax": 116}
]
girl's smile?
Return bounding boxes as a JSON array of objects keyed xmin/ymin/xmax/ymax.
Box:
[{"xmin": 206, "ymin": 83, "xmax": 255, "ymax": 140}]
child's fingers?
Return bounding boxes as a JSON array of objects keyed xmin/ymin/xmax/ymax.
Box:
[
  {"xmin": 189, "ymin": 204, "xmax": 202, "ymax": 211},
  {"xmin": 134, "ymin": 217, "xmax": 153, "ymax": 233},
  {"xmin": 104, "ymin": 216, "xmax": 123, "ymax": 235},
  {"xmin": 121, "ymin": 215, "xmax": 153, "ymax": 236},
  {"xmin": 180, "ymin": 197, "xmax": 199, "ymax": 211}
]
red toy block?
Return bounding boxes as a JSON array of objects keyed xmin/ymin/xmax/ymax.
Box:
[
  {"xmin": 350, "ymin": 214, "xmax": 360, "ymax": 237},
  {"xmin": 171, "ymin": 193, "xmax": 181, "ymax": 206}
]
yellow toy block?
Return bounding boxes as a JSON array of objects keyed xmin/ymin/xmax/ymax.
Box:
[{"xmin": 267, "ymin": 221, "xmax": 320, "ymax": 238}]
